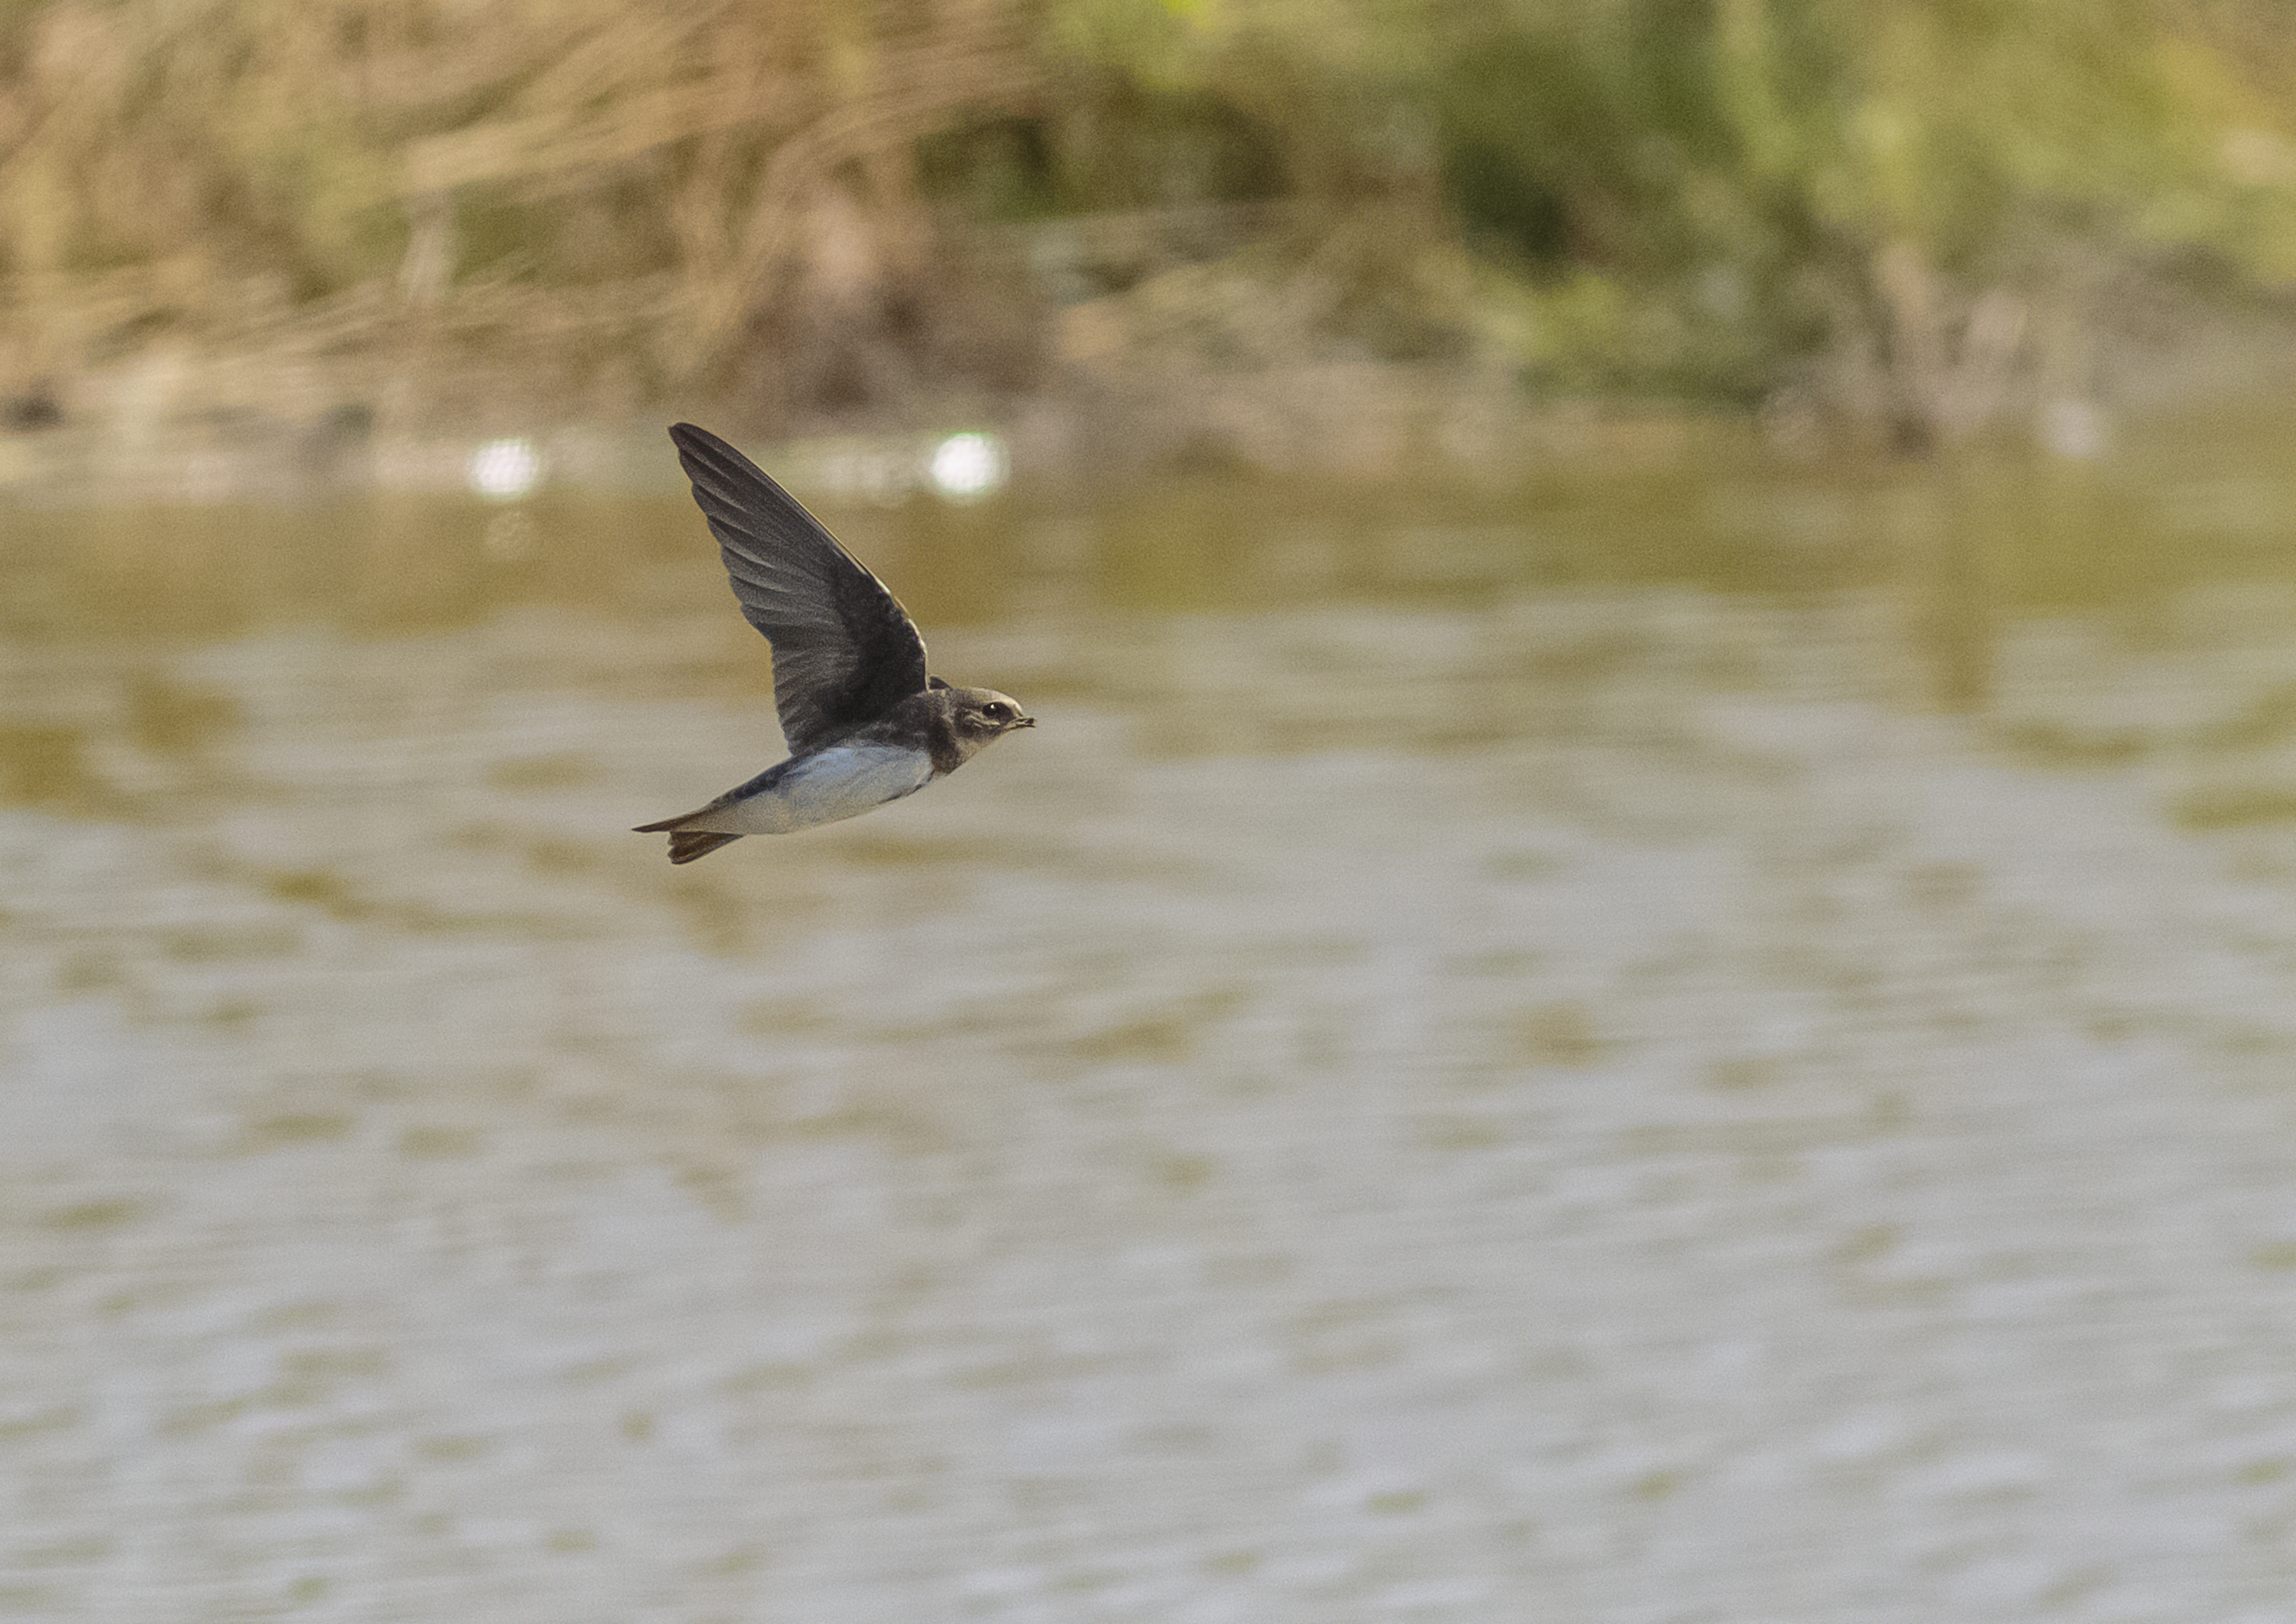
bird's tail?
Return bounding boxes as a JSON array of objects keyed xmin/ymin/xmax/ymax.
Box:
[{"xmin": 632, "ymin": 809, "xmax": 744, "ymax": 865}]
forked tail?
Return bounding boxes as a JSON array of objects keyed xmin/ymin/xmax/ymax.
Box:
[{"xmin": 632, "ymin": 812, "xmax": 745, "ymax": 865}]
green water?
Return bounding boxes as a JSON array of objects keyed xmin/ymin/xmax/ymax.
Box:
[{"xmin": 6, "ymin": 412, "xmax": 2296, "ymax": 1620}]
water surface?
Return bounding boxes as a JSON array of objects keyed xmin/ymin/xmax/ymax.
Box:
[{"xmin": 8, "ymin": 414, "xmax": 2296, "ymax": 1620}]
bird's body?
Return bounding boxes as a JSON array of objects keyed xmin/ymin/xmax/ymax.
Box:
[
  {"xmin": 684, "ymin": 741, "xmax": 936, "ymax": 837},
  {"xmin": 635, "ymin": 424, "xmax": 1031, "ymax": 864}
]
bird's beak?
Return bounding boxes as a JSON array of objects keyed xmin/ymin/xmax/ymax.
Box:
[{"xmin": 1015, "ymin": 715, "xmax": 1036, "ymax": 729}]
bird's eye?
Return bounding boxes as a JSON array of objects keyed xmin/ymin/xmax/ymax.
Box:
[{"xmin": 983, "ymin": 702, "xmax": 1011, "ymax": 722}]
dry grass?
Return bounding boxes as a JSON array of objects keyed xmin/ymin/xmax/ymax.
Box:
[
  {"xmin": 0, "ymin": 0, "xmax": 1049, "ymax": 420},
  {"xmin": 5, "ymin": 0, "xmax": 2296, "ymax": 455}
]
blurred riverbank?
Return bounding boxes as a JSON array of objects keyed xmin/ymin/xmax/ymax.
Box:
[
  {"xmin": 10, "ymin": 0, "xmax": 2296, "ymax": 497},
  {"xmin": 7, "ymin": 306, "xmax": 2296, "ymax": 509}
]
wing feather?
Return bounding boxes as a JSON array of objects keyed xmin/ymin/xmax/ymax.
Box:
[{"xmin": 668, "ymin": 424, "xmax": 931, "ymax": 753}]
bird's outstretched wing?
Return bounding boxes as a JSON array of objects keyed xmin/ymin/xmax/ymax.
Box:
[{"xmin": 669, "ymin": 423, "xmax": 931, "ymax": 754}]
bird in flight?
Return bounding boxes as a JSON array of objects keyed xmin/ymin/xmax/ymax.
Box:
[{"xmin": 636, "ymin": 423, "xmax": 1033, "ymax": 864}]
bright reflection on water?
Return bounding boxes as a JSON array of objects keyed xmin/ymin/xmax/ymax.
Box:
[{"xmin": 9, "ymin": 412, "xmax": 2296, "ymax": 1620}]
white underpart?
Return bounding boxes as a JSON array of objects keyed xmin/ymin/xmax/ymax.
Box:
[{"xmin": 686, "ymin": 743, "xmax": 937, "ymax": 835}]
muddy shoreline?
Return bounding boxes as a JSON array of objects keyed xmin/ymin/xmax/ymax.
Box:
[{"xmin": 9, "ymin": 288, "xmax": 2296, "ymax": 507}]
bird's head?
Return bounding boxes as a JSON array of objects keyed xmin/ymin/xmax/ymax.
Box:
[{"xmin": 945, "ymin": 687, "xmax": 1035, "ymax": 742}]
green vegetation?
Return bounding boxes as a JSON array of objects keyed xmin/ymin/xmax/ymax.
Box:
[{"xmin": 2, "ymin": 0, "xmax": 2293, "ymax": 440}]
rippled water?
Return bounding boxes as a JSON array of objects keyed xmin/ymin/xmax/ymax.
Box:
[{"xmin": 9, "ymin": 413, "xmax": 2296, "ymax": 1620}]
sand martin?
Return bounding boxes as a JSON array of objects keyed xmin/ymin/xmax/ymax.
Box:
[{"xmin": 636, "ymin": 423, "xmax": 1033, "ymax": 864}]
